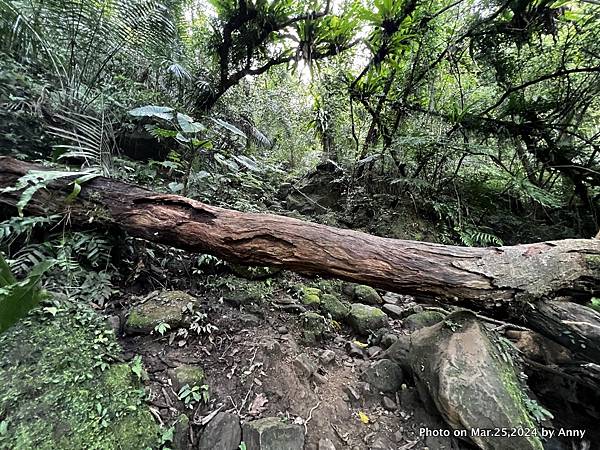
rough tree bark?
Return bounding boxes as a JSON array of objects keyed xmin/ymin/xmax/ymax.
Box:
[{"xmin": 1, "ymin": 156, "xmax": 600, "ymax": 360}]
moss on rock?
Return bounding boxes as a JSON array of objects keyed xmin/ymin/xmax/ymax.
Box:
[
  {"xmin": 301, "ymin": 287, "xmax": 322, "ymax": 306},
  {"xmin": 352, "ymin": 285, "xmax": 382, "ymax": 305},
  {"xmin": 0, "ymin": 299, "xmax": 160, "ymax": 450},
  {"xmin": 301, "ymin": 312, "xmax": 329, "ymax": 344},
  {"xmin": 348, "ymin": 303, "xmax": 388, "ymax": 336},
  {"xmin": 125, "ymin": 290, "xmax": 196, "ymax": 334},
  {"xmin": 169, "ymin": 364, "xmax": 205, "ymax": 391},
  {"xmin": 408, "ymin": 310, "xmax": 544, "ymax": 450},
  {"xmin": 320, "ymin": 293, "xmax": 350, "ymax": 321}
]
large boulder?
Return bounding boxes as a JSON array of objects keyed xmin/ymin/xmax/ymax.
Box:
[
  {"xmin": 125, "ymin": 291, "xmax": 195, "ymax": 334},
  {"xmin": 409, "ymin": 310, "xmax": 544, "ymax": 450},
  {"xmin": 242, "ymin": 417, "xmax": 304, "ymax": 450},
  {"xmin": 198, "ymin": 412, "xmax": 242, "ymax": 450},
  {"xmin": 348, "ymin": 303, "xmax": 388, "ymax": 336}
]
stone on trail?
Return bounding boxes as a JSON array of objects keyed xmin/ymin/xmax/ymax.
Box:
[
  {"xmin": 320, "ymin": 293, "xmax": 350, "ymax": 321},
  {"xmin": 409, "ymin": 310, "xmax": 544, "ymax": 450},
  {"xmin": 301, "ymin": 286, "xmax": 322, "ymax": 306},
  {"xmin": 198, "ymin": 412, "xmax": 242, "ymax": 450},
  {"xmin": 300, "ymin": 311, "xmax": 329, "ymax": 344},
  {"xmin": 319, "ymin": 349, "xmax": 336, "ymax": 366},
  {"xmin": 348, "ymin": 303, "xmax": 388, "ymax": 336},
  {"xmin": 352, "ymin": 285, "xmax": 382, "ymax": 305},
  {"xmin": 360, "ymin": 359, "xmax": 404, "ymax": 393},
  {"xmin": 293, "ymin": 353, "xmax": 317, "ymax": 378},
  {"xmin": 168, "ymin": 364, "xmax": 205, "ymax": 391},
  {"xmin": 125, "ymin": 290, "xmax": 195, "ymax": 334},
  {"xmin": 242, "ymin": 417, "xmax": 304, "ymax": 450},
  {"xmin": 381, "ymin": 303, "xmax": 404, "ymax": 319}
]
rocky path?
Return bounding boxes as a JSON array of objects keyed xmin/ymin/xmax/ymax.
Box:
[{"xmin": 106, "ymin": 273, "xmax": 475, "ymax": 450}]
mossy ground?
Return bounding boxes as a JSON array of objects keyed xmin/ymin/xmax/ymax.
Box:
[{"xmin": 0, "ymin": 297, "xmax": 161, "ymax": 450}]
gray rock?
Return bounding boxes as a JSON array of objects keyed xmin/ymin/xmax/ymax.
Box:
[
  {"xmin": 293, "ymin": 353, "xmax": 317, "ymax": 378},
  {"xmin": 346, "ymin": 341, "xmax": 365, "ymax": 358},
  {"xmin": 382, "ymin": 304, "xmax": 404, "ymax": 319},
  {"xmin": 318, "ymin": 437, "xmax": 337, "ymax": 450},
  {"xmin": 301, "ymin": 312, "xmax": 329, "ymax": 345},
  {"xmin": 409, "ymin": 310, "xmax": 544, "ymax": 450},
  {"xmin": 370, "ymin": 438, "xmax": 389, "ymax": 450},
  {"xmin": 403, "ymin": 310, "xmax": 445, "ymax": 332},
  {"xmin": 382, "ymin": 396, "xmax": 397, "ymax": 411},
  {"xmin": 352, "ymin": 285, "xmax": 382, "ymax": 305},
  {"xmin": 198, "ymin": 412, "xmax": 241, "ymax": 450},
  {"xmin": 380, "ymin": 333, "xmax": 399, "ymax": 349},
  {"xmin": 360, "ymin": 359, "xmax": 404, "ymax": 393},
  {"xmin": 319, "ymin": 349, "xmax": 336, "ymax": 366},
  {"xmin": 273, "ymin": 296, "xmax": 296, "ymax": 305},
  {"xmin": 367, "ymin": 346, "xmax": 382, "ymax": 358},
  {"xmin": 348, "ymin": 304, "xmax": 388, "ymax": 336},
  {"xmin": 277, "ymin": 326, "xmax": 289, "ymax": 334},
  {"xmin": 224, "ymin": 289, "xmax": 262, "ymax": 307},
  {"xmin": 343, "ymin": 386, "xmax": 361, "ymax": 403},
  {"xmin": 242, "ymin": 417, "xmax": 304, "ymax": 450},
  {"xmin": 125, "ymin": 291, "xmax": 196, "ymax": 334},
  {"xmin": 382, "ymin": 292, "xmax": 401, "ymax": 304}
]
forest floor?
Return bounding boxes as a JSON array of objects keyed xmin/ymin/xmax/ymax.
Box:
[{"xmin": 106, "ymin": 267, "xmax": 472, "ymax": 450}]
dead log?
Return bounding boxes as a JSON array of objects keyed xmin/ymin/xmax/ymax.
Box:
[{"xmin": 1, "ymin": 156, "xmax": 600, "ymax": 359}]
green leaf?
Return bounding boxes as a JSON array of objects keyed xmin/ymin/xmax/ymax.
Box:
[
  {"xmin": 131, "ymin": 355, "xmax": 145, "ymax": 379},
  {"xmin": 168, "ymin": 182, "xmax": 184, "ymax": 193},
  {"xmin": 128, "ymin": 106, "xmax": 174, "ymax": 120},
  {"xmin": 177, "ymin": 113, "xmax": 205, "ymax": 134},
  {"xmin": 0, "ymin": 254, "xmax": 54, "ymax": 334},
  {"xmin": 1, "ymin": 170, "xmax": 98, "ymax": 216},
  {"xmin": 66, "ymin": 180, "xmax": 82, "ymax": 203},
  {"xmin": 0, "ymin": 253, "xmax": 17, "ymax": 286},
  {"xmin": 211, "ymin": 118, "xmax": 246, "ymax": 138}
]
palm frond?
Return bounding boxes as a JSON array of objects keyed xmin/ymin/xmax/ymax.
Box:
[{"xmin": 47, "ymin": 108, "xmax": 115, "ymax": 176}]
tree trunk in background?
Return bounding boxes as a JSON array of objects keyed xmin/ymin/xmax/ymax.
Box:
[{"xmin": 1, "ymin": 156, "xmax": 600, "ymax": 360}]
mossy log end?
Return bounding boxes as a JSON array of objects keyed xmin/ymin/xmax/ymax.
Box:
[{"xmin": 1, "ymin": 156, "xmax": 600, "ymax": 360}]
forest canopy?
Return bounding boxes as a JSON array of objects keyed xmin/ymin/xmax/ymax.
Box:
[{"xmin": 0, "ymin": 0, "xmax": 598, "ymax": 248}]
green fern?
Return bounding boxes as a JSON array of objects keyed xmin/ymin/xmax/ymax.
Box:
[
  {"xmin": 1, "ymin": 169, "xmax": 99, "ymax": 216},
  {"xmin": 0, "ymin": 252, "xmax": 54, "ymax": 334}
]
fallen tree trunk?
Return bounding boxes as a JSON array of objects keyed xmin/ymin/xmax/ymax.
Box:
[
  {"xmin": 1, "ymin": 157, "xmax": 598, "ymax": 303},
  {"xmin": 1, "ymin": 156, "xmax": 600, "ymax": 359}
]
